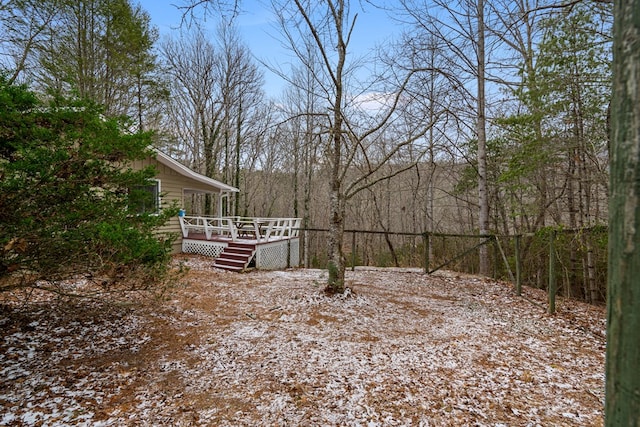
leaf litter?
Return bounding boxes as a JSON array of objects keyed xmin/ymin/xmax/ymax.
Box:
[{"xmin": 1, "ymin": 255, "xmax": 605, "ymax": 426}]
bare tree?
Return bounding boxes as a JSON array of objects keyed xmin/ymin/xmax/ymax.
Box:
[
  {"xmin": 239, "ymin": 101, "xmax": 286, "ymax": 217},
  {"xmin": 161, "ymin": 29, "xmax": 224, "ymax": 186},
  {"xmin": 214, "ymin": 23, "xmax": 265, "ymax": 215},
  {"xmin": 389, "ymin": 29, "xmax": 461, "ymax": 254},
  {"xmin": 160, "ymin": 23, "xmax": 265, "ymax": 215},
  {"xmin": 399, "ymin": 0, "xmax": 492, "ymax": 275},
  {"xmin": 177, "ymin": 0, "xmax": 241, "ymax": 25},
  {"xmin": 0, "ymin": 0, "xmax": 59, "ymax": 84},
  {"xmin": 475, "ymin": 0, "xmax": 490, "ymax": 275},
  {"xmin": 272, "ymin": 0, "xmax": 444, "ymax": 293},
  {"xmin": 279, "ymin": 36, "xmax": 326, "ymax": 267}
]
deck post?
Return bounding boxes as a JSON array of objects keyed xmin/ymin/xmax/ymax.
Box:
[
  {"xmin": 178, "ymin": 216, "xmax": 188, "ymax": 238},
  {"xmin": 218, "ymin": 193, "xmax": 224, "ymax": 218}
]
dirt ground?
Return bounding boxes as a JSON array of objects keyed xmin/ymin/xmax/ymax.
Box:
[{"xmin": 1, "ymin": 255, "xmax": 606, "ymax": 426}]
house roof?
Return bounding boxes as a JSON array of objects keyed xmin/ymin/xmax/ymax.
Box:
[{"xmin": 153, "ymin": 149, "xmax": 239, "ymax": 193}]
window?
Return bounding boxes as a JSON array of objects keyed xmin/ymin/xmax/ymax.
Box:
[{"xmin": 129, "ymin": 179, "xmax": 161, "ymax": 215}]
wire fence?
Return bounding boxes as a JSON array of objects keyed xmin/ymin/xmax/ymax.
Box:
[{"xmin": 300, "ymin": 226, "xmax": 608, "ymax": 310}]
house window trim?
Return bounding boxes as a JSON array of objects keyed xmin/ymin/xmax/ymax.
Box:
[
  {"xmin": 150, "ymin": 178, "xmax": 161, "ymax": 216},
  {"xmin": 131, "ymin": 178, "xmax": 162, "ymax": 216}
]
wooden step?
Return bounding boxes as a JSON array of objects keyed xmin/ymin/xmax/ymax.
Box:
[
  {"xmin": 213, "ymin": 261, "xmax": 245, "ymax": 272},
  {"xmin": 213, "ymin": 242, "xmax": 256, "ymax": 272},
  {"xmin": 220, "ymin": 252, "xmax": 252, "ymax": 262},
  {"xmin": 227, "ymin": 242, "xmax": 256, "ymax": 251},
  {"xmin": 224, "ymin": 247, "xmax": 254, "ymax": 256},
  {"xmin": 213, "ymin": 262, "xmax": 244, "ymax": 273},
  {"xmin": 215, "ymin": 257, "xmax": 247, "ymax": 268},
  {"xmin": 214, "ymin": 261, "xmax": 246, "ymax": 272}
]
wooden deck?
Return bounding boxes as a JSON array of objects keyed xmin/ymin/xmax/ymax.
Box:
[
  {"xmin": 181, "ymin": 232, "xmax": 261, "ymax": 245},
  {"xmin": 179, "ymin": 215, "xmax": 300, "ymax": 244},
  {"xmin": 179, "ymin": 216, "xmax": 301, "ymax": 271}
]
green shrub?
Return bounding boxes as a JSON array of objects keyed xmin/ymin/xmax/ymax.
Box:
[{"xmin": 0, "ymin": 77, "xmax": 177, "ymax": 295}]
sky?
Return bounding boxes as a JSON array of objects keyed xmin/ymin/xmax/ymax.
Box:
[{"xmin": 136, "ymin": 0, "xmax": 403, "ymax": 98}]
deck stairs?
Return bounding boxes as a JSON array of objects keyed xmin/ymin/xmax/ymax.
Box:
[{"xmin": 213, "ymin": 241, "xmax": 257, "ymax": 272}]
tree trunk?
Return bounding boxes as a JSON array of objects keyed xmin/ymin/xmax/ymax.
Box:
[
  {"xmin": 327, "ymin": 178, "xmax": 346, "ymax": 293},
  {"xmin": 567, "ymin": 151, "xmax": 581, "ymax": 297},
  {"xmin": 606, "ymin": 0, "xmax": 640, "ymax": 423},
  {"xmin": 234, "ymin": 100, "xmax": 242, "ymax": 216},
  {"xmin": 327, "ymin": 60, "xmax": 346, "ymax": 291},
  {"xmin": 427, "ymin": 61, "xmax": 437, "ymax": 263},
  {"xmin": 476, "ymin": 0, "xmax": 490, "ymax": 276},
  {"xmin": 303, "ymin": 135, "xmax": 313, "ymax": 269},
  {"xmin": 326, "ymin": 81, "xmax": 346, "ymax": 292},
  {"xmin": 323, "ymin": 0, "xmax": 347, "ymax": 294}
]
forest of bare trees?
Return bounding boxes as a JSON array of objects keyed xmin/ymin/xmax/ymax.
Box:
[{"xmin": 1, "ymin": 0, "xmax": 612, "ymax": 296}]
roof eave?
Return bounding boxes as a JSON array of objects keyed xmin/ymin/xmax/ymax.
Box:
[{"xmin": 153, "ymin": 149, "xmax": 240, "ymax": 193}]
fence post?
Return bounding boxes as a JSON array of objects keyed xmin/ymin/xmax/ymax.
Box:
[
  {"xmin": 548, "ymin": 230, "xmax": 557, "ymax": 314},
  {"xmin": 351, "ymin": 231, "xmax": 356, "ymax": 271},
  {"xmin": 515, "ymin": 234, "xmax": 522, "ymax": 296},
  {"xmin": 424, "ymin": 232, "xmax": 430, "ymax": 274},
  {"xmin": 303, "ymin": 229, "xmax": 309, "ymax": 268},
  {"xmin": 493, "ymin": 237, "xmax": 499, "ymax": 279}
]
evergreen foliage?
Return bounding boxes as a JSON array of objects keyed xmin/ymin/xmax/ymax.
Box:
[{"xmin": 0, "ymin": 77, "xmax": 177, "ymax": 294}]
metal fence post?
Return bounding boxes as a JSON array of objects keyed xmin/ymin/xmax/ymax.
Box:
[
  {"xmin": 424, "ymin": 232, "xmax": 430, "ymax": 274},
  {"xmin": 548, "ymin": 230, "xmax": 557, "ymax": 314},
  {"xmin": 515, "ymin": 234, "xmax": 522, "ymax": 296},
  {"xmin": 351, "ymin": 231, "xmax": 356, "ymax": 272},
  {"xmin": 493, "ymin": 236, "xmax": 499, "ymax": 279}
]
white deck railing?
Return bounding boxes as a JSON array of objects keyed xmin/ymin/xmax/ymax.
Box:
[{"xmin": 179, "ymin": 215, "xmax": 301, "ymax": 243}]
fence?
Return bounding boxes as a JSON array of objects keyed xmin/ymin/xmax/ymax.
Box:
[{"xmin": 300, "ymin": 226, "xmax": 608, "ymax": 311}]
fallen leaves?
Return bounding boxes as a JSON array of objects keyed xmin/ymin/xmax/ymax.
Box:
[{"xmin": 0, "ymin": 258, "xmax": 605, "ymax": 426}]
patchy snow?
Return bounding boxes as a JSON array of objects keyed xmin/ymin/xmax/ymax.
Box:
[{"xmin": 1, "ymin": 256, "xmax": 606, "ymax": 426}]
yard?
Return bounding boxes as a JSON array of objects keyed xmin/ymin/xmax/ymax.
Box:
[{"xmin": 1, "ymin": 256, "xmax": 606, "ymax": 426}]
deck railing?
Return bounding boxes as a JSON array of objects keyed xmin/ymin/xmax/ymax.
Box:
[{"xmin": 179, "ymin": 215, "xmax": 301, "ymax": 243}]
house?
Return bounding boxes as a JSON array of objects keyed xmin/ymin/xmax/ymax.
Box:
[{"xmin": 132, "ymin": 149, "xmax": 301, "ymax": 272}]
